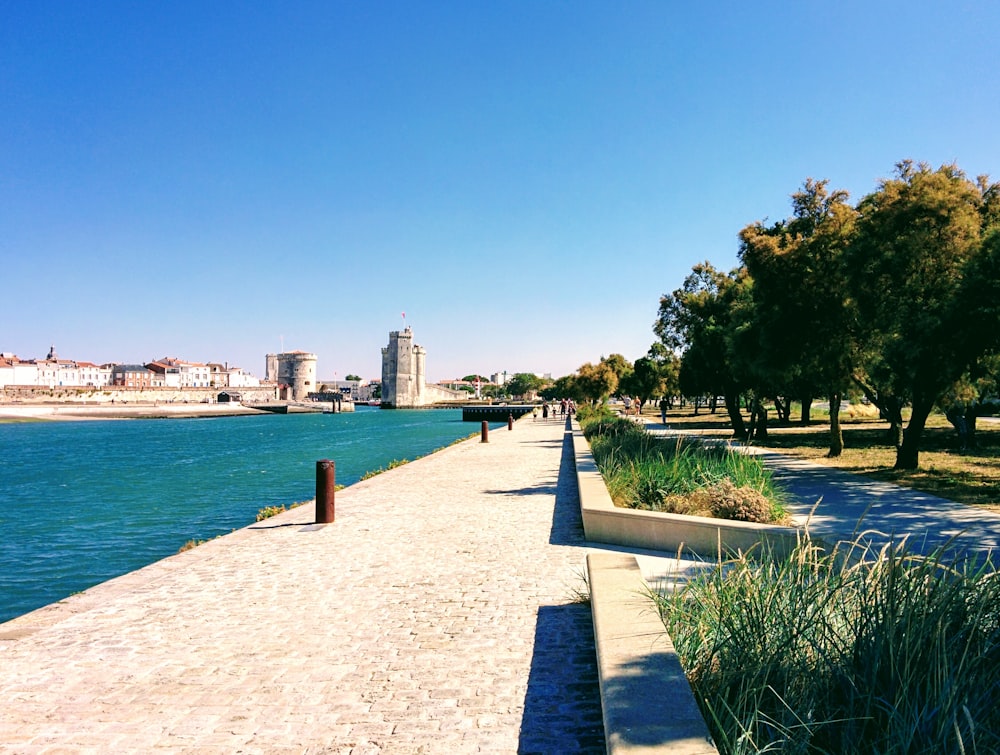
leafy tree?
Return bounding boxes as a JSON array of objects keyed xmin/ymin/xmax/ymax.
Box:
[
  {"xmin": 505, "ymin": 372, "xmax": 543, "ymax": 399},
  {"xmin": 656, "ymin": 263, "xmax": 751, "ymax": 438},
  {"xmin": 345, "ymin": 374, "xmax": 362, "ymax": 381},
  {"xmin": 575, "ymin": 361, "xmax": 619, "ymax": 405},
  {"xmin": 462, "ymin": 374, "xmax": 489, "ymax": 383},
  {"xmin": 739, "ymin": 178, "xmax": 857, "ymax": 455},
  {"xmin": 646, "ymin": 342, "xmax": 681, "ymax": 405},
  {"xmin": 541, "ymin": 374, "xmax": 579, "ymax": 402},
  {"xmin": 623, "ymin": 346, "xmax": 681, "ymax": 408},
  {"xmin": 846, "ymin": 162, "xmax": 997, "ymax": 469},
  {"xmin": 601, "ymin": 354, "xmax": 634, "ymax": 389}
]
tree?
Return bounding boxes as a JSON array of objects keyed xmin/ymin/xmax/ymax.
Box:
[
  {"xmin": 575, "ymin": 361, "xmax": 619, "ymax": 405},
  {"xmin": 345, "ymin": 374, "xmax": 362, "ymax": 381},
  {"xmin": 739, "ymin": 178, "xmax": 857, "ymax": 455},
  {"xmin": 541, "ymin": 374, "xmax": 579, "ymax": 402},
  {"xmin": 623, "ymin": 346, "xmax": 681, "ymax": 407},
  {"xmin": 846, "ymin": 162, "xmax": 997, "ymax": 469},
  {"xmin": 656, "ymin": 263, "xmax": 752, "ymax": 438},
  {"xmin": 506, "ymin": 372, "xmax": 543, "ymax": 399},
  {"xmin": 601, "ymin": 354, "xmax": 634, "ymax": 391},
  {"xmin": 646, "ymin": 342, "xmax": 681, "ymax": 405}
]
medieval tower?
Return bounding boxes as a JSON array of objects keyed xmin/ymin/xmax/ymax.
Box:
[
  {"xmin": 265, "ymin": 351, "xmax": 317, "ymax": 401},
  {"xmin": 380, "ymin": 327, "xmax": 426, "ymax": 408}
]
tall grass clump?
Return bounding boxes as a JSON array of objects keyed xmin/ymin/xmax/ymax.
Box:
[
  {"xmin": 580, "ymin": 415, "xmax": 785, "ymax": 522},
  {"xmin": 651, "ymin": 532, "xmax": 1000, "ymax": 753}
]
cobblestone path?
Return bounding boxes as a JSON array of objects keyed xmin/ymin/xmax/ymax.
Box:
[{"xmin": 0, "ymin": 417, "xmax": 605, "ymax": 754}]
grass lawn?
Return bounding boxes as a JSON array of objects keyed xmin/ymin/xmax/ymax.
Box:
[{"xmin": 647, "ymin": 405, "xmax": 1000, "ymax": 510}]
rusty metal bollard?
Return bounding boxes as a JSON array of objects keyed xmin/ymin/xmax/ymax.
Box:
[
  {"xmin": 481, "ymin": 420, "xmax": 489, "ymax": 443},
  {"xmin": 508, "ymin": 413, "xmax": 514, "ymax": 431},
  {"xmin": 316, "ymin": 459, "xmax": 336, "ymax": 523}
]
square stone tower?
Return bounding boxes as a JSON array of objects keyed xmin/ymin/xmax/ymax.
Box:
[{"xmin": 380, "ymin": 327, "xmax": 426, "ymax": 408}]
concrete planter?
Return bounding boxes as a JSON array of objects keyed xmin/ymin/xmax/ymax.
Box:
[{"xmin": 573, "ymin": 422, "xmax": 803, "ymax": 560}]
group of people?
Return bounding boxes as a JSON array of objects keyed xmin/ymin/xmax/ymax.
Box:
[
  {"xmin": 622, "ymin": 395, "xmax": 671, "ymax": 425},
  {"xmin": 536, "ymin": 398, "xmax": 575, "ymax": 420},
  {"xmin": 621, "ymin": 395, "xmax": 642, "ymax": 417}
]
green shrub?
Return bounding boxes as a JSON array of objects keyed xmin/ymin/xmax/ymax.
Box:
[{"xmin": 581, "ymin": 418, "xmax": 785, "ymax": 521}]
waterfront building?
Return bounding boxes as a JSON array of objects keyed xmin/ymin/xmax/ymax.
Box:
[
  {"xmin": 316, "ymin": 379, "xmax": 379, "ymax": 403},
  {"xmin": 146, "ymin": 358, "xmax": 212, "ymax": 388},
  {"xmin": 265, "ymin": 351, "xmax": 318, "ymax": 401},
  {"xmin": 379, "ymin": 327, "xmax": 465, "ymax": 408},
  {"xmin": 0, "ymin": 349, "xmax": 258, "ymax": 391},
  {"xmin": 112, "ymin": 364, "xmax": 155, "ymax": 388},
  {"xmin": 0, "ymin": 355, "xmax": 39, "ymax": 388},
  {"xmin": 226, "ymin": 366, "xmax": 261, "ymax": 388}
]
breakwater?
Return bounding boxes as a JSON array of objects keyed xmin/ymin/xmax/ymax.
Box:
[{"xmin": 0, "ymin": 407, "xmax": 483, "ymax": 623}]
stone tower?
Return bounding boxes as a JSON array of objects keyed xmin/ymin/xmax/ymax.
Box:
[
  {"xmin": 270, "ymin": 351, "xmax": 317, "ymax": 401},
  {"xmin": 380, "ymin": 327, "xmax": 426, "ymax": 408}
]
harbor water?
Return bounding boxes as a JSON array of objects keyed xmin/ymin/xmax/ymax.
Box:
[{"xmin": 0, "ymin": 407, "xmax": 481, "ymax": 624}]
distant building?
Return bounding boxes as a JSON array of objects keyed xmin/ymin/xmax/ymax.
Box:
[
  {"xmin": 0, "ymin": 355, "xmax": 39, "ymax": 388},
  {"xmin": 317, "ymin": 379, "xmax": 378, "ymax": 403},
  {"xmin": 0, "ymin": 347, "xmax": 260, "ymax": 390},
  {"xmin": 265, "ymin": 351, "xmax": 317, "ymax": 401},
  {"xmin": 379, "ymin": 327, "xmax": 464, "ymax": 408},
  {"xmin": 146, "ymin": 358, "xmax": 211, "ymax": 388},
  {"xmin": 111, "ymin": 364, "xmax": 154, "ymax": 388},
  {"xmin": 226, "ymin": 366, "xmax": 260, "ymax": 388},
  {"xmin": 380, "ymin": 327, "xmax": 426, "ymax": 408}
]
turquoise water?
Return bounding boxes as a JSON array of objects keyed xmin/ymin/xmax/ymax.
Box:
[{"xmin": 0, "ymin": 407, "xmax": 481, "ymax": 624}]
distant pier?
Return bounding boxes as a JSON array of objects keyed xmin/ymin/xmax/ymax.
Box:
[{"xmin": 461, "ymin": 404, "xmax": 538, "ymax": 422}]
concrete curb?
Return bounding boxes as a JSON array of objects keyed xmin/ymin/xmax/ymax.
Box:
[{"xmin": 588, "ymin": 552, "xmax": 718, "ymax": 754}]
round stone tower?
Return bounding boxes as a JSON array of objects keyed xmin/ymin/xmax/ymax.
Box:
[{"xmin": 276, "ymin": 351, "xmax": 317, "ymax": 401}]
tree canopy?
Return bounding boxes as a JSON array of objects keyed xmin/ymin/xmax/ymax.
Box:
[{"xmin": 658, "ymin": 161, "xmax": 1000, "ymax": 469}]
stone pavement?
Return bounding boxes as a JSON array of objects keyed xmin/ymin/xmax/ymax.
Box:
[{"xmin": 0, "ymin": 416, "xmax": 608, "ymax": 754}]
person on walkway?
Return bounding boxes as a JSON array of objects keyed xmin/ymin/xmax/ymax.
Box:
[
  {"xmin": 659, "ymin": 397, "xmax": 668, "ymax": 425},
  {"xmin": 623, "ymin": 395, "xmax": 632, "ymax": 416}
]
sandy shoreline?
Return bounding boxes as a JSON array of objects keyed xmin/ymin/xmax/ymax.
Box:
[{"xmin": 0, "ymin": 402, "xmax": 271, "ymax": 422}]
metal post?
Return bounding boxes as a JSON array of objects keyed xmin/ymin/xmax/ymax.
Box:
[
  {"xmin": 481, "ymin": 420, "xmax": 489, "ymax": 443},
  {"xmin": 508, "ymin": 413, "xmax": 514, "ymax": 431},
  {"xmin": 316, "ymin": 459, "xmax": 335, "ymax": 523}
]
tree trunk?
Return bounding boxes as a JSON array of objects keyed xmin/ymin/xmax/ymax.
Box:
[
  {"xmin": 773, "ymin": 397, "xmax": 790, "ymax": 423},
  {"xmin": 725, "ymin": 390, "xmax": 748, "ymax": 441},
  {"xmin": 895, "ymin": 395, "xmax": 933, "ymax": 470},
  {"xmin": 877, "ymin": 394, "xmax": 905, "ymax": 450},
  {"xmin": 752, "ymin": 398, "xmax": 768, "ymax": 442},
  {"xmin": 828, "ymin": 392, "xmax": 844, "ymax": 457},
  {"xmin": 801, "ymin": 396, "xmax": 812, "ymax": 424},
  {"xmin": 966, "ymin": 405, "xmax": 979, "ymax": 449},
  {"xmin": 946, "ymin": 405, "xmax": 970, "ymax": 450}
]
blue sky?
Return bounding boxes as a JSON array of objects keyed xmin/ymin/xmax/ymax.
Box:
[{"xmin": 2, "ymin": 1, "xmax": 998, "ymax": 382}]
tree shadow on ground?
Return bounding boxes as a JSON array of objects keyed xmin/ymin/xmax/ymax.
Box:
[{"xmin": 518, "ymin": 602, "xmax": 606, "ymax": 754}]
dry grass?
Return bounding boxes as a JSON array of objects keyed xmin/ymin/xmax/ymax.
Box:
[{"xmin": 649, "ymin": 406, "xmax": 1000, "ymax": 510}]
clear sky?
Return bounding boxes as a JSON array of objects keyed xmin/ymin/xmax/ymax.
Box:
[{"xmin": 2, "ymin": 2, "xmax": 998, "ymax": 382}]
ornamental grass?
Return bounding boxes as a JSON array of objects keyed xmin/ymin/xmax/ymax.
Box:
[
  {"xmin": 651, "ymin": 532, "xmax": 1000, "ymax": 754},
  {"xmin": 580, "ymin": 413, "xmax": 785, "ymax": 523}
]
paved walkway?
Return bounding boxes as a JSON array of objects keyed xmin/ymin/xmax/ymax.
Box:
[
  {"xmin": 646, "ymin": 420, "xmax": 1000, "ymax": 565},
  {"xmin": 0, "ymin": 417, "xmax": 607, "ymax": 754},
  {"xmin": 760, "ymin": 450, "xmax": 1000, "ymax": 564}
]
